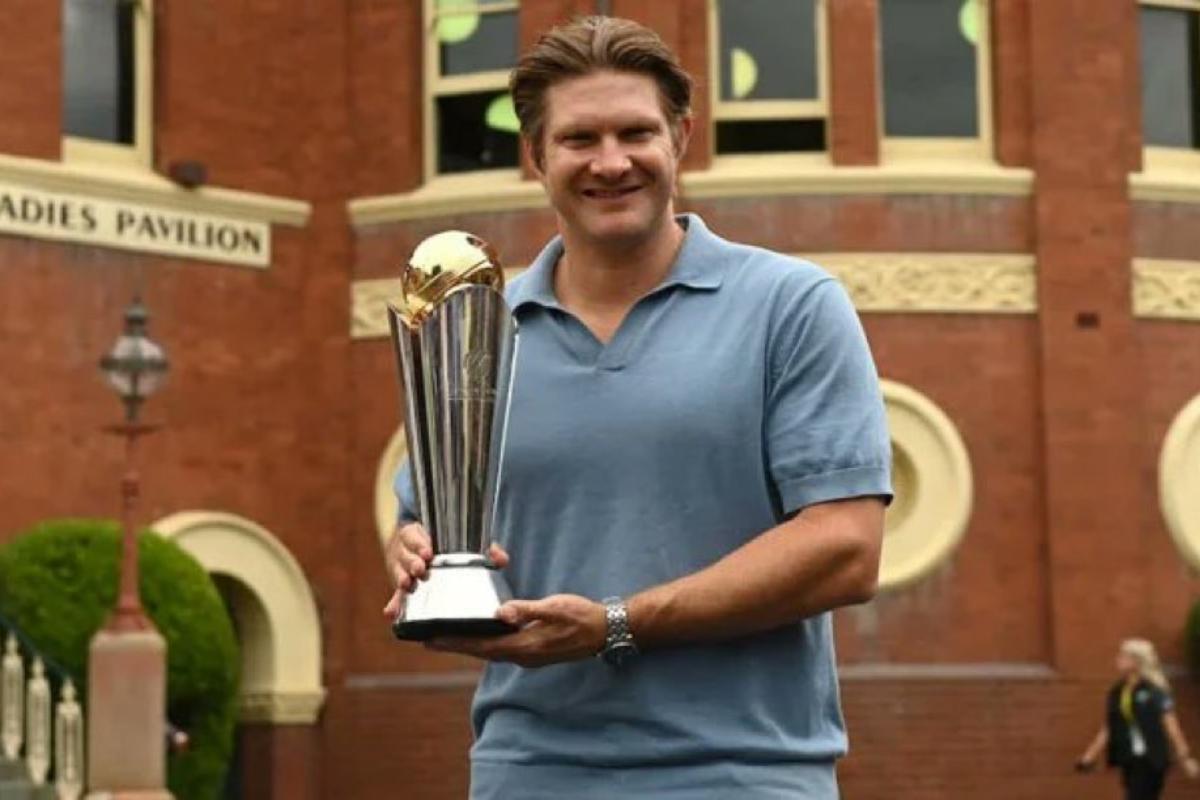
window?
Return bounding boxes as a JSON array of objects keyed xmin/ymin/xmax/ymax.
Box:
[
  {"xmin": 424, "ymin": 0, "xmax": 522, "ymax": 178},
  {"xmin": 709, "ymin": 0, "xmax": 828, "ymax": 156},
  {"xmin": 1139, "ymin": 1, "xmax": 1200, "ymax": 151},
  {"xmin": 880, "ymin": 0, "xmax": 989, "ymax": 151},
  {"xmin": 62, "ymin": 0, "xmax": 153, "ymax": 167}
]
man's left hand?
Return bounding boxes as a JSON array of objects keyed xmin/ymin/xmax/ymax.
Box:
[{"xmin": 427, "ymin": 595, "xmax": 607, "ymax": 668}]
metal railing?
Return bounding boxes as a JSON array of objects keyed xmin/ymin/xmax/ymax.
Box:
[{"xmin": 0, "ymin": 610, "xmax": 84, "ymax": 800}]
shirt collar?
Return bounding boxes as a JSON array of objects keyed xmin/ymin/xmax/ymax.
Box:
[{"xmin": 508, "ymin": 213, "xmax": 727, "ymax": 313}]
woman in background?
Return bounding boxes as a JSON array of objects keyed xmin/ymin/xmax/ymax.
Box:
[{"xmin": 1076, "ymin": 638, "xmax": 1200, "ymax": 799}]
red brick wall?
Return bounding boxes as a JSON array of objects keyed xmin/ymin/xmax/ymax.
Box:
[
  {"xmin": 0, "ymin": 0, "xmax": 60, "ymax": 159},
  {"xmin": 5, "ymin": 2, "xmax": 1200, "ymax": 799}
]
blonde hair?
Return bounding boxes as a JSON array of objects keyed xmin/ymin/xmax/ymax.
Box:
[
  {"xmin": 1121, "ymin": 638, "xmax": 1170, "ymax": 691},
  {"xmin": 509, "ymin": 16, "xmax": 694, "ymax": 166}
]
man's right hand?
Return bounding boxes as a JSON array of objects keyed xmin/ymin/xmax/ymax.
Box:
[
  {"xmin": 383, "ymin": 521, "xmax": 434, "ymax": 621},
  {"xmin": 383, "ymin": 524, "xmax": 512, "ymax": 621}
]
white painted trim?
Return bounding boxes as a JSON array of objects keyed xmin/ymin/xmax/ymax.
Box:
[
  {"xmin": 151, "ymin": 511, "xmax": 326, "ymax": 725},
  {"xmin": 708, "ymin": 0, "xmax": 830, "ymax": 144},
  {"xmin": 1160, "ymin": 394, "xmax": 1200, "ymax": 574},
  {"xmin": 61, "ymin": 0, "xmax": 154, "ymax": 168},
  {"xmin": 878, "ymin": 380, "xmax": 974, "ymax": 591},
  {"xmin": 881, "ymin": 0, "xmax": 993, "ymax": 159},
  {"xmin": 1141, "ymin": 0, "xmax": 1200, "ymax": 11},
  {"xmin": 0, "ymin": 152, "xmax": 310, "ymax": 227},
  {"xmin": 376, "ymin": 426, "xmax": 410, "ymax": 551},
  {"xmin": 347, "ymin": 158, "xmax": 1033, "ymax": 226}
]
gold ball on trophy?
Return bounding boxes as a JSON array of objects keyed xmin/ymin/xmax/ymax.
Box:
[{"xmin": 400, "ymin": 231, "xmax": 505, "ymax": 326}]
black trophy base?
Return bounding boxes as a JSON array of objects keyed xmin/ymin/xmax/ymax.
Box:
[{"xmin": 393, "ymin": 616, "xmax": 517, "ymax": 642}]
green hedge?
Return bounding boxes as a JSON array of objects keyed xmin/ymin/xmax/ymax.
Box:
[{"xmin": 0, "ymin": 518, "xmax": 239, "ymax": 799}]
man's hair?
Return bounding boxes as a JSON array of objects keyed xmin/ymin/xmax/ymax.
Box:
[{"xmin": 509, "ymin": 16, "xmax": 694, "ymax": 165}]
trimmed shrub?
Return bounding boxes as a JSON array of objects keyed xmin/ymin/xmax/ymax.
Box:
[{"xmin": 0, "ymin": 518, "xmax": 239, "ymax": 799}]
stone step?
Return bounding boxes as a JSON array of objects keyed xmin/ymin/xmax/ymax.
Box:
[{"xmin": 0, "ymin": 761, "xmax": 23, "ymax": 781}]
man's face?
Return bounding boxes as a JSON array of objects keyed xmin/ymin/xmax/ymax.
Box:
[{"xmin": 532, "ymin": 70, "xmax": 691, "ymax": 250}]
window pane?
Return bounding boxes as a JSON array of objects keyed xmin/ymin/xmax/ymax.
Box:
[
  {"xmin": 717, "ymin": 0, "xmax": 818, "ymax": 102},
  {"xmin": 439, "ymin": 9, "xmax": 518, "ymax": 77},
  {"xmin": 437, "ymin": 92, "xmax": 519, "ymax": 173},
  {"xmin": 62, "ymin": 0, "xmax": 134, "ymax": 143},
  {"xmin": 881, "ymin": 0, "xmax": 979, "ymax": 137},
  {"xmin": 716, "ymin": 119, "xmax": 826, "ymax": 155},
  {"xmin": 1140, "ymin": 7, "xmax": 1200, "ymax": 149}
]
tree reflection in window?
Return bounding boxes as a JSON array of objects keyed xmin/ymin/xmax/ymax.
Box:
[
  {"xmin": 717, "ymin": 0, "xmax": 818, "ymax": 102},
  {"xmin": 430, "ymin": 0, "xmax": 521, "ymax": 174}
]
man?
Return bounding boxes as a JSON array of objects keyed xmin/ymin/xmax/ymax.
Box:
[{"xmin": 385, "ymin": 15, "xmax": 891, "ymax": 799}]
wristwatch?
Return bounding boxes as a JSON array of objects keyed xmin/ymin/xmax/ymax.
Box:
[{"xmin": 599, "ymin": 596, "xmax": 639, "ymax": 668}]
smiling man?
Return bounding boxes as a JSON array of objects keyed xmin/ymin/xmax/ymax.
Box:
[{"xmin": 385, "ymin": 16, "xmax": 892, "ymax": 800}]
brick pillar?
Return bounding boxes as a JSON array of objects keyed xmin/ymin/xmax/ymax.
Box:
[
  {"xmin": 827, "ymin": 0, "xmax": 879, "ymax": 166},
  {"xmin": 346, "ymin": 0, "xmax": 424, "ymax": 195},
  {"xmin": 1029, "ymin": 0, "xmax": 1146, "ymax": 676},
  {"xmin": 0, "ymin": 0, "xmax": 60, "ymax": 159},
  {"xmin": 241, "ymin": 724, "xmax": 320, "ymax": 800},
  {"xmin": 610, "ymin": 0, "xmax": 711, "ymax": 172},
  {"xmin": 991, "ymin": 0, "xmax": 1033, "ymax": 167}
]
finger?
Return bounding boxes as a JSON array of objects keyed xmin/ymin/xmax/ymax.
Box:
[
  {"xmin": 399, "ymin": 523, "xmax": 434, "ymax": 560},
  {"xmin": 405, "ymin": 551, "xmax": 428, "ymax": 579},
  {"xmin": 488, "ymin": 542, "xmax": 510, "ymax": 568},
  {"xmin": 383, "ymin": 589, "xmax": 403, "ymax": 619},
  {"xmin": 496, "ymin": 599, "xmax": 550, "ymax": 627}
]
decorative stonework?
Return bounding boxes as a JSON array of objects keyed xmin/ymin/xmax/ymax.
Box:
[
  {"xmin": 350, "ymin": 253, "xmax": 1038, "ymax": 339},
  {"xmin": 1161, "ymin": 394, "xmax": 1200, "ymax": 573},
  {"xmin": 240, "ymin": 690, "xmax": 327, "ymax": 725},
  {"xmin": 879, "ymin": 380, "xmax": 974, "ymax": 590},
  {"xmin": 1133, "ymin": 259, "xmax": 1200, "ymax": 321},
  {"xmin": 811, "ymin": 253, "xmax": 1037, "ymax": 314},
  {"xmin": 351, "ymin": 278, "xmax": 401, "ymax": 340}
]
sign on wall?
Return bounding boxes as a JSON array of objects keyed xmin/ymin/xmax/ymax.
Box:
[{"xmin": 0, "ymin": 180, "xmax": 271, "ymax": 267}]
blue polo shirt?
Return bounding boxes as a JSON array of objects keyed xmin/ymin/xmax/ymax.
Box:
[{"xmin": 396, "ymin": 214, "xmax": 892, "ymax": 799}]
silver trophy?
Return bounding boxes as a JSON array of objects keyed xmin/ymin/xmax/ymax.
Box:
[{"xmin": 387, "ymin": 231, "xmax": 519, "ymax": 641}]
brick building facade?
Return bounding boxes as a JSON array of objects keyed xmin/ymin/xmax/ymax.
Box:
[{"xmin": 2, "ymin": 0, "xmax": 1200, "ymax": 798}]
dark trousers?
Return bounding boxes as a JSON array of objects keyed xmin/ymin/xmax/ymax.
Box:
[{"xmin": 1121, "ymin": 759, "xmax": 1166, "ymax": 800}]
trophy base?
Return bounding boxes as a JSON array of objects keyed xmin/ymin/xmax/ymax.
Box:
[{"xmin": 392, "ymin": 553, "xmax": 517, "ymax": 642}]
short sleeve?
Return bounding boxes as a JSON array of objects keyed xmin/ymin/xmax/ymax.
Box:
[
  {"xmin": 393, "ymin": 460, "xmax": 420, "ymax": 524},
  {"xmin": 765, "ymin": 274, "xmax": 893, "ymax": 514}
]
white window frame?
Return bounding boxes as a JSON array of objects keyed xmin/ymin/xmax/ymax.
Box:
[
  {"xmin": 1138, "ymin": 0, "xmax": 1200, "ymax": 171},
  {"xmin": 422, "ymin": 0, "xmax": 521, "ymax": 183},
  {"xmin": 707, "ymin": 0, "xmax": 831, "ymax": 159},
  {"xmin": 61, "ymin": 0, "xmax": 154, "ymax": 170},
  {"xmin": 880, "ymin": 0, "xmax": 993, "ymax": 162}
]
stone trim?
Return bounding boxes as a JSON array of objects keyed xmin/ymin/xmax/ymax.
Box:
[{"xmin": 1133, "ymin": 259, "xmax": 1200, "ymax": 321}]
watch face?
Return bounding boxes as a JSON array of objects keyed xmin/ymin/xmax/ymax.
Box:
[{"xmin": 604, "ymin": 641, "xmax": 638, "ymax": 668}]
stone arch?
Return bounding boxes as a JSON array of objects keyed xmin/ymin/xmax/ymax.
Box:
[
  {"xmin": 375, "ymin": 425, "xmax": 409, "ymax": 551},
  {"xmin": 150, "ymin": 511, "xmax": 325, "ymax": 724},
  {"xmin": 1161, "ymin": 394, "xmax": 1200, "ymax": 571},
  {"xmin": 879, "ymin": 379, "xmax": 974, "ymax": 590}
]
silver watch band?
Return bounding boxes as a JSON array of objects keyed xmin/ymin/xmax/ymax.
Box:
[{"xmin": 600, "ymin": 596, "xmax": 638, "ymax": 666}]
